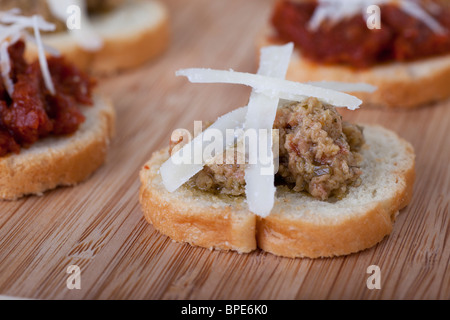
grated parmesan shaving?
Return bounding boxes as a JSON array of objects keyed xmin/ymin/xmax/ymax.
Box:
[
  {"xmin": 399, "ymin": 0, "xmax": 446, "ymax": 34},
  {"xmin": 243, "ymin": 43, "xmax": 293, "ymax": 217},
  {"xmin": 176, "ymin": 68, "xmax": 363, "ymax": 110},
  {"xmin": 24, "ymin": 33, "xmax": 61, "ymax": 57},
  {"xmin": 309, "ymin": 0, "xmax": 446, "ymax": 34},
  {"xmin": 0, "ymin": 41, "xmax": 13, "ymax": 96},
  {"xmin": 33, "ymin": 16, "xmax": 56, "ymax": 95},
  {"xmin": 160, "ymin": 107, "xmax": 248, "ymax": 193},
  {"xmin": 0, "ymin": 10, "xmax": 58, "ymax": 96}
]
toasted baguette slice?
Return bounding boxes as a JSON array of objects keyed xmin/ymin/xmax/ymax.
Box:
[
  {"xmin": 0, "ymin": 95, "xmax": 115, "ymax": 200},
  {"xmin": 139, "ymin": 125, "xmax": 415, "ymax": 258},
  {"xmin": 258, "ymin": 34, "xmax": 450, "ymax": 109},
  {"xmin": 25, "ymin": 0, "xmax": 170, "ymax": 75}
]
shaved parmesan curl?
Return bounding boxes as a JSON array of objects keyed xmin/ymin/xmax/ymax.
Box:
[
  {"xmin": 243, "ymin": 43, "xmax": 293, "ymax": 217},
  {"xmin": 160, "ymin": 107, "xmax": 248, "ymax": 193},
  {"xmin": 33, "ymin": 16, "xmax": 56, "ymax": 95},
  {"xmin": 176, "ymin": 68, "xmax": 363, "ymax": 110},
  {"xmin": 0, "ymin": 41, "xmax": 13, "ymax": 96}
]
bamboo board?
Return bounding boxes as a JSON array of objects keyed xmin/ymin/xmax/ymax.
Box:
[{"xmin": 0, "ymin": 0, "xmax": 448, "ymax": 300}]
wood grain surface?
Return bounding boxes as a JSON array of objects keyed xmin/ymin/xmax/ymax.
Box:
[{"xmin": 0, "ymin": 0, "xmax": 449, "ymax": 300}]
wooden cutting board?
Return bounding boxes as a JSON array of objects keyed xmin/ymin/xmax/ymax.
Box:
[{"xmin": 0, "ymin": 0, "xmax": 448, "ymax": 300}]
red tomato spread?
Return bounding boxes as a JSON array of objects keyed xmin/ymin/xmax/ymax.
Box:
[
  {"xmin": 271, "ymin": 0, "xmax": 450, "ymax": 68},
  {"xmin": 0, "ymin": 41, "xmax": 95, "ymax": 157}
]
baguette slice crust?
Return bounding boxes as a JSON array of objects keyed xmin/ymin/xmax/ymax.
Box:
[
  {"xmin": 25, "ymin": 0, "xmax": 170, "ymax": 75},
  {"xmin": 0, "ymin": 95, "xmax": 115, "ymax": 200},
  {"xmin": 258, "ymin": 33, "xmax": 450, "ymax": 109},
  {"xmin": 139, "ymin": 125, "xmax": 415, "ymax": 258},
  {"xmin": 139, "ymin": 149, "xmax": 257, "ymax": 253}
]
